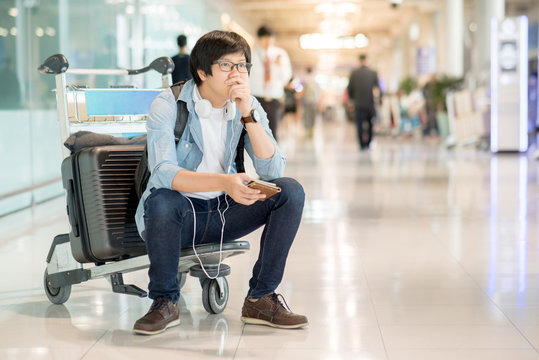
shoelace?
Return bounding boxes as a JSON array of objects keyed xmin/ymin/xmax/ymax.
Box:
[
  {"xmin": 151, "ymin": 296, "xmax": 172, "ymax": 312},
  {"xmin": 271, "ymin": 293, "xmax": 291, "ymax": 313}
]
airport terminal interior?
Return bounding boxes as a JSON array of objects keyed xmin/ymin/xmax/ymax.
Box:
[{"xmin": 1, "ymin": 0, "xmax": 539, "ymax": 359}]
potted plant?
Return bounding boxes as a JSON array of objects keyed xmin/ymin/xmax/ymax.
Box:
[{"xmin": 424, "ymin": 75, "xmax": 463, "ymax": 139}]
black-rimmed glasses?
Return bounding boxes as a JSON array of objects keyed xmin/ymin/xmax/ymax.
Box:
[{"xmin": 212, "ymin": 60, "xmax": 252, "ymax": 73}]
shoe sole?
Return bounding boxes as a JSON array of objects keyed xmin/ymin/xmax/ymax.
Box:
[
  {"xmin": 241, "ymin": 316, "xmax": 308, "ymax": 329},
  {"xmin": 133, "ymin": 318, "xmax": 180, "ymax": 335}
]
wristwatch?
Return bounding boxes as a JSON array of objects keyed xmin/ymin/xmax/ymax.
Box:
[{"xmin": 241, "ymin": 109, "xmax": 259, "ymax": 125}]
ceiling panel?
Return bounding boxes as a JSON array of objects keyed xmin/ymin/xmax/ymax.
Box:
[{"xmin": 228, "ymin": 0, "xmax": 538, "ymax": 76}]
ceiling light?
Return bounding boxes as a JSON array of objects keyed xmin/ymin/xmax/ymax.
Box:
[
  {"xmin": 300, "ymin": 33, "xmax": 369, "ymax": 50},
  {"xmin": 8, "ymin": 8, "xmax": 18, "ymax": 17},
  {"xmin": 408, "ymin": 23, "xmax": 420, "ymax": 41},
  {"xmin": 354, "ymin": 33, "xmax": 369, "ymax": 47},
  {"xmin": 221, "ymin": 13, "xmax": 231, "ymax": 26},
  {"xmin": 315, "ymin": 2, "xmax": 358, "ymax": 14},
  {"xmin": 315, "ymin": 3, "xmax": 332, "ymax": 13},
  {"xmin": 319, "ymin": 19, "xmax": 352, "ymax": 36},
  {"xmin": 338, "ymin": 3, "xmax": 358, "ymax": 13}
]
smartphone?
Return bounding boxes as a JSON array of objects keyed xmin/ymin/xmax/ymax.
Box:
[{"xmin": 247, "ymin": 179, "xmax": 281, "ymax": 201}]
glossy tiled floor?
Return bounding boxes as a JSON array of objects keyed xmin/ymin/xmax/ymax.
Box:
[{"xmin": 3, "ymin": 118, "xmax": 539, "ymax": 359}]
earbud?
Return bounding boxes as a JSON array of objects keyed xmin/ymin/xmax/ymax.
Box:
[
  {"xmin": 192, "ymin": 86, "xmax": 236, "ymax": 121},
  {"xmin": 224, "ymin": 101, "xmax": 236, "ymax": 121}
]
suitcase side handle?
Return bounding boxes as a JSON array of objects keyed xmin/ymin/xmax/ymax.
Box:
[{"xmin": 66, "ymin": 179, "xmax": 80, "ymax": 238}]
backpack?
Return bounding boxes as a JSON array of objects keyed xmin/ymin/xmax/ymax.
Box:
[{"xmin": 134, "ymin": 82, "xmax": 246, "ymax": 199}]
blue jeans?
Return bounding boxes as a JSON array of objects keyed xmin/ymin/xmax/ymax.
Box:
[{"xmin": 143, "ymin": 177, "xmax": 305, "ymax": 303}]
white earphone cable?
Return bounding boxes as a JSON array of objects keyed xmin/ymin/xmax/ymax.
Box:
[
  {"xmin": 184, "ymin": 195, "xmax": 227, "ymax": 280},
  {"xmin": 182, "ymin": 98, "xmax": 238, "ymax": 280}
]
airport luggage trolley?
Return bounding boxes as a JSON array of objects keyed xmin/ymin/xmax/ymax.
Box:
[{"xmin": 39, "ymin": 54, "xmax": 249, "ymax": 314}]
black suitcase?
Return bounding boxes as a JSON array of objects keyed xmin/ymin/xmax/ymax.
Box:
[{"xmin": 61, "ymin": 145, "xmax": 147, "ymax": 263}]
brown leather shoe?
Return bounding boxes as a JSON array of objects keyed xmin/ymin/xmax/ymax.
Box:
[
  {"xmin": 241, "ymin": 293, "xmax": 308, "ymax": 329},
  {"xmin": 133, "ymin": 297, "xmax": 180, "ymax": 335}
]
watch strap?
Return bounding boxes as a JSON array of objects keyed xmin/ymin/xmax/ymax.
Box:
[{"xmin": 241, "ymin": 109, "xmax": 257, "ymax": 125}]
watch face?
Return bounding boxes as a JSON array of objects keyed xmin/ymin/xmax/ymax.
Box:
[{"xmin": 252, "ymin": 109, "xmax": 260, "ymax": 122}]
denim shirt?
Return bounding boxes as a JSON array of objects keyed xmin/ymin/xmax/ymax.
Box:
[{"xmin": 134, "ymin": 79, "xmax": 286, "ymax": 237}]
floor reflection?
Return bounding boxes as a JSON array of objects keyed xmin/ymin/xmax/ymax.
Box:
[
  {"xmin": 488, "ymin": 155, "xmax": 529, "ymax": 304},
  {"xmin": 4, "ymin": 121, "xmax": 539, "ymax": 358}
]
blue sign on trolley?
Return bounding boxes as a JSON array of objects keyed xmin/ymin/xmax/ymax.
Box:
[{"xmin": 85, "ymin": 89, "xmax": 162, "ymax": 116}]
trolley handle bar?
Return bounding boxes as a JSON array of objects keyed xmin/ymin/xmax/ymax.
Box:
[{"xmin": 38, "ymin": 54, "xmax": 174, "ymax": 76}]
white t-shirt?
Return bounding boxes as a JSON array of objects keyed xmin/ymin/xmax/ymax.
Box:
[
  {"xmin": 183, "ymin": 87, "xmax": 228, "ymax": 200},
  {"xmin": 250, "ymin": 45, "xmax": 292, "ymax": 100}
]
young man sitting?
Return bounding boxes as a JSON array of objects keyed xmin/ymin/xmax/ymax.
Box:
[{"xmin": 132, "ymin": 30, "xmax": 308, "ymax": 335}]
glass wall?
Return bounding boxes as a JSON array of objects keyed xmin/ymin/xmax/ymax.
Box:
[{"xmin": 0, "ymin": 0, "xmax": 227, "ymax": 216}]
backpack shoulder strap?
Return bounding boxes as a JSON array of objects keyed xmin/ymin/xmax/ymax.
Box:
[
  {"xmin": 170, "ymin": 81, "xmax": 184, "ymax": 100},
  {"xmin": 134, "ymin": 81, "xmax": 189, "ymax": 200},
  {"xmin": 170, "ymin": 81, "xmax": 188, "ymax": 142},
  {"xmin": 235, "ymin": 128, "xmax": 247, "ymax": 173}
]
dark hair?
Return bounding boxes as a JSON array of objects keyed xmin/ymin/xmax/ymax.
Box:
[
  {"xmin": 177, "ymin": 34, "xmax": 187, "ymax": 48},
  {"xmin": 359, "ymin": 54, "xmax": 367, "ymax": 61},
  {"xmin": 257, "ymin": 25, "xmax": 275, "ymax": 38},
  {"xmin": 189, "ymin": 30, "xmax": 251, "ymax": 86}
]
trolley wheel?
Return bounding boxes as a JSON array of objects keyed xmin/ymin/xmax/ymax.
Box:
[
  {"xmin": 201, "ymin": 278, "xmax": 229, "ymax": 314},
  {"xmin": 178, "ymin": 272, "xmax": 187, "ymax": 289},
  {"xmin": 44, "ymin": 269, "xmax": 71, "ymax": 304}
]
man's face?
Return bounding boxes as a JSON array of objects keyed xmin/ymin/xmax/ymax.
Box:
[
  {"xmin": 258, "ymin": 35, "xmax": 274, "ymax": 50},
  {"xmin": 198, "ymin": 51, "xmax": 249, "ymax": 105}
]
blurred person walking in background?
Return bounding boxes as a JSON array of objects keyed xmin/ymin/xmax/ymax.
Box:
[
  {"xmin": 347, "ymin": 54, "xmax": 381, "ymax": 150},
  {"xmin": 301, "ymin": 67, "xmax": 318, "ymax": 138},
  {"xmin": 250, "ymin": 25, "xmax": 292, "ymax": 141},
  {"xmin": 171, "ymin": 34, "xmax": 191, "ymax": 83},
  {"xmin": 283, "ymin": 77, "xmax": 299, "ymax": 135}
]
